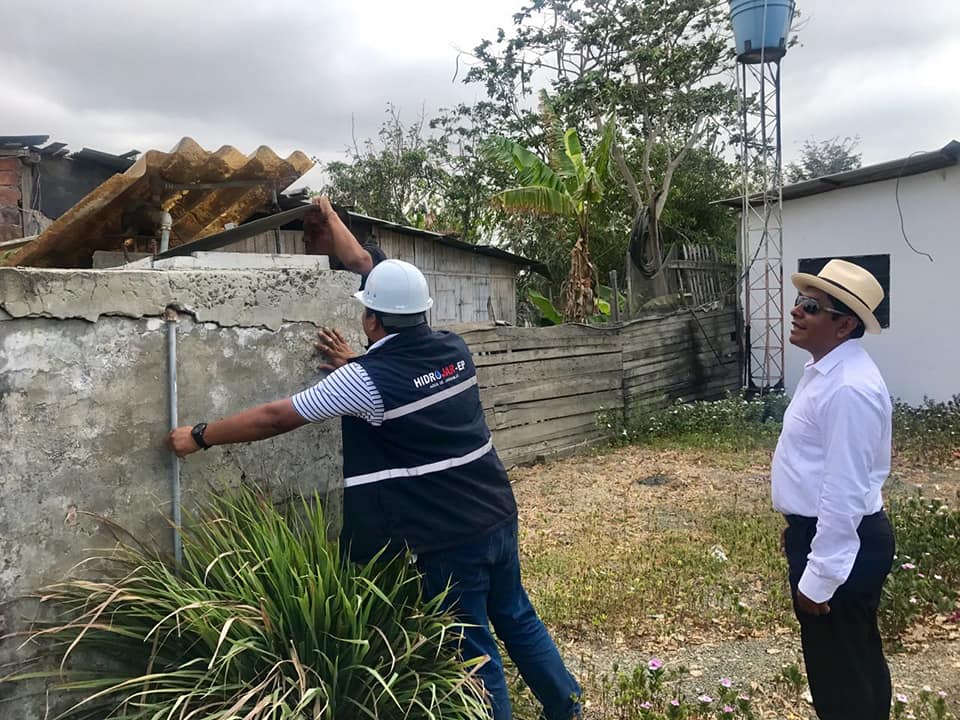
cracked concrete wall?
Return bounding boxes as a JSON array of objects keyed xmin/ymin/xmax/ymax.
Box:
[{"xmin": 0, "ymin": 266, "xmax": 364, "ymax": 719}]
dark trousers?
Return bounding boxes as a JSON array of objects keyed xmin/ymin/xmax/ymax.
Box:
[
  {"xmin": 784, "ymin": 511, "xmax": 895, "ymax": 720},
  {"xmin": 417, "ymin": 519, "xmax": 581, "ymax": 720}
]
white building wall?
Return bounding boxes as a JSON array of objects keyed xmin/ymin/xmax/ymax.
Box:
[{"xmin": 774, "ymin": 164, "xmax": 960, "ymax": 403}]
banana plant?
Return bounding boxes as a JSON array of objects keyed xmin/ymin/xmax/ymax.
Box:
[{"xmin": 483, "ymin": 105, "xmax": 616, "ymax": 322}]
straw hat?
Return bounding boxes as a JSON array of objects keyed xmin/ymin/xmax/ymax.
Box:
[{"xmin": 791, "ymin": 259, "xmax": 884, "ymax": 334}]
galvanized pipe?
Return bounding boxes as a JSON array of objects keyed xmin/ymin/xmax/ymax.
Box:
[
  {"xmin": 158, "ymin": 211, "xmax": 173, "ymax": 254},
  {"xmin": 164, "ymin": 306, "xmax": 183, "ymax": 567}
]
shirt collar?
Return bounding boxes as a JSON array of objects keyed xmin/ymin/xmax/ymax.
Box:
[
  {"xmin": 365, "ymin": 333, "xmax": 398, "ymax": 353},
  {"xmin": 807, "ymin": 338, "xmax": 859, "ymax": 375}
]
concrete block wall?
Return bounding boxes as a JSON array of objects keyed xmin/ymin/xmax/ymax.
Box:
[{"xmin": 0, "ymin": 265, "xmax": 364, "ymax": 719}]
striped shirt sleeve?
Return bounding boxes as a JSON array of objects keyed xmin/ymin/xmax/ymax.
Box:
[{"xmin": 290, "ymin": 363, "xmax": 384, "ymax": 426}]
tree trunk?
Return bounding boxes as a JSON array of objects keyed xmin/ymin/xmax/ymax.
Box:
[
  {"xmin": 563, "ymin": 234, "xmax": 595, "ymax": 322},
  {"xmin": 647, "ymin": 198, "xmax": 669, "ymax": 298}
]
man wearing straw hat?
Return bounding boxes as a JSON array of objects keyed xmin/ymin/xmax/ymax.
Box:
[{"xmin": 772, "ymin": 259, "xmax": 894, "ymax": 719}]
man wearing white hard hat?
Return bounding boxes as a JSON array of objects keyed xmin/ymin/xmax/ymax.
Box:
[
  {"xmin": 165, "ymin": 259, "xmax": 582, "ymax": 720},
  {"xmin": 772, "ymin": 259, "xmax": 894, "ymax": 719}
]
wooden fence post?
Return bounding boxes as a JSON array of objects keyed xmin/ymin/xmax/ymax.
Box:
[{"xmin": 609, "ymin": 270, "xmax": 620, "ymax": 323}]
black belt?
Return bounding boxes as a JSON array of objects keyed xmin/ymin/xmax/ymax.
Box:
[{"xmin": 784, "ymin": 510, "xmax": 886, "ymax": 526}]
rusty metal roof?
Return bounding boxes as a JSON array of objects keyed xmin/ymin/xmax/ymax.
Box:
[{"xmin": 4, "ymin": 137, "xmax": 313, "ymax": 268}]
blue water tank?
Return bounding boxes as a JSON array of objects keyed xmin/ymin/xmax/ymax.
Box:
[{"xmin": 729, "ymin": 0, "xmax": 795, "ymax": 63}]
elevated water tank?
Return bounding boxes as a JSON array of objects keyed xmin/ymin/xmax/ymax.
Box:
[{"xmin": 729, "ymin": 0, "xmax": 795, "ymax": 63}]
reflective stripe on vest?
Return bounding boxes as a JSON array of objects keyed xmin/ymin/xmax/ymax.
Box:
[
  {"xmin": 343, "ymin": 437, "xmax": 494, "ymax": 488},
  {"xmin": 381, "ymin": 375, "xmax": 478, "ymax": 421}
]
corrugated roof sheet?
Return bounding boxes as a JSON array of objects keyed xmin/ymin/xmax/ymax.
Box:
[
  {"xmin": 716, "ymin": 140, "xmax": 960, "ymax": 208},
  {"xmin": 3, "ymin": 137, "xmax": 312, "ymax": 268}
]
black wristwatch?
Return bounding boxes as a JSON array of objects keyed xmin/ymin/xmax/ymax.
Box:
[{"xmin": 191, "ymin": 422, "xmax": 211, "ymax": 450}]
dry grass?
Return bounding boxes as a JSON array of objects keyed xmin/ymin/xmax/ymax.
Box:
[
  {"xmin": 507, "ymin": 445, "xmax": 960, "ymax": 719},
  {"xmin": 513, "ymin": 446, "xmax": 792, "ymax": 649}
]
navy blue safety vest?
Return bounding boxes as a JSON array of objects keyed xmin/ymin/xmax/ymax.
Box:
[{"xmin": 340, "ymin": 325, "xmax": 517, "ymax": 563}]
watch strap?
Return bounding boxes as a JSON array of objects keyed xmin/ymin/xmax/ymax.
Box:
[{"xmin": 191, "ymin": 422, "xmax": 211, "ymax": 450}]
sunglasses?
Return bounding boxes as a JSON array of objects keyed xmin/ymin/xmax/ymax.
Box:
[{"xmin": 794, "ymin": 294, "xmax": 849, "ymax": 317}]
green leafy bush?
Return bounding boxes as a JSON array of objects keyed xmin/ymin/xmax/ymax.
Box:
[
  {"xmin": 892, "ymin": 395, "xmax": 960, "ymax": 466},
  {"xmin": 2, "ymin": 487, "xmax": 487, "ymax": 720},
  {"xmin": 616, "ymin": 393, "xmax": 960, "ymax": 467},
  {"xmin": 881, "ymin": 494, "xmax": 960, "ymax": 642},
  {"xmin": 596, "ymin": 658, "xmax": 756, "ymax": 719},
  {"xmin": 619, "ymin": 391, "xmax": 788, "ymax": 451}
]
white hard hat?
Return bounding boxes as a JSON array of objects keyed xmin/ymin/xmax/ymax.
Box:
[{"xmin": 353, "ymin": 259, "xmax": 434, "ymax": 314}]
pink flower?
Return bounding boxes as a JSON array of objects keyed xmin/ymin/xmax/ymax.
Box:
[
  {"xmin": 737, "ymin": 694, "xmax": 751, "ymax": 701},
  {"xmin": 670, "ymin": 699, "xmax": 681, "ymax": 707},
  {"xmin": 648, "ymin": 657, "xmax": 664, "ymax": 671},
  {"xmin": 720, "ymin": 677, "xmax": 733, "ymax": 688},
  {"xmin": 640, "ymin": 701, "xmax": 652, "ymax": 709},
  {"xmin": 939, "ymin": 690, "xmax": 948, "ymax": 698},
  {"xmin": 896, "ymin": 693, "xmax": 908, "ymax": 704},
  {"xmin": 901, "ymin": 562, "xmax": 916, "ymax": 570},
  {"xmin": 723, "ymin": 706, "xmax": 735, "ymax": 714},
  {"xmin": 698, "ymin": 694, "xmax": 713, "ymax": 704}
]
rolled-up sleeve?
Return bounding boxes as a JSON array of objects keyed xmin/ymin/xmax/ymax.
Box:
[{"xmin": 799, "ymin": 385, "xmax": 885, "ymax": 602}]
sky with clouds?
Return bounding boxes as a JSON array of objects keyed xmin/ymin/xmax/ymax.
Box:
[{"xmin": 1, "ymin": 0, "xmax": 957, "ymax": 190}]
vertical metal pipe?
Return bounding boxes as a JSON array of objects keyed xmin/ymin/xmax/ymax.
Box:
[
  {"xmin": 158, "ymin": 212, "xmax": 173, "ymax": 254},
  {"xmin": 271, "ymin": 185, "xmax": 282, "ymax": 254},
  {"xmin": 165, "ymin": 306, "xmax": 183, "ymax": 567}
]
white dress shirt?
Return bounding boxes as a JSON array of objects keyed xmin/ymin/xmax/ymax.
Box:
[{"xmin": 771, "ymin": 339, "xmax": 892, "ymax": 603}]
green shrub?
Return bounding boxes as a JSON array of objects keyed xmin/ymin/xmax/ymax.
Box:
[
  {"xmin": 596, "ymin": 658, "xmax": 757, "ymax": 719},
  {"xmin": 616, "ymin": 393, "xmax": 960, "ymax": 467},
  {"xmin": 2, "ymin": 487, "xmax": 487, "ymax": 720},
  {"xmin": 881, "ymin": 493, "xmax": 960, "ymax": 643},
  {"xmin": 892, "ymin": 395, "xmax": 960, "ymax": 466},
  {"xmin": 618, "ymin": 391, "xmax": 788, "ymax": 451}
]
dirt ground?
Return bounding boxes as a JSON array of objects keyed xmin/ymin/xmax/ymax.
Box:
[{"xmin": 510, "ymin": 445, "xmax": 960, "ymax": 718}]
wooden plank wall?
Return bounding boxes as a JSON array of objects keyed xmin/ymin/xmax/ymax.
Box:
[
  {"xmin": 620, "ymin": 310, "xmax": 740, "ymax": 418},
  {"xmin": 451, "ymin": 309, "xmax": 740, "ymax": 468},
  {"xmin": 219, "ymin": 230, "xmax": 305, "ymax": 255},
  {"xmin": 372, "ymin": 227, "xmax": 519, "ymax": 325},
  {"xmin": 220, "ymin": 227, "xmax": 519, "ymax": 325}
]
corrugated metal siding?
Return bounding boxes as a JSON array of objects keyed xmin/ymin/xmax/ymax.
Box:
[{"xmin": 5, "ymin": 138, "xmax": 312, "ymax": 268}]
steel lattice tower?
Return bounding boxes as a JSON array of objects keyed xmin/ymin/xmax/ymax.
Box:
[{"xmin": 737, "ymin": 56, "xmax": 785, "ymax": 392}]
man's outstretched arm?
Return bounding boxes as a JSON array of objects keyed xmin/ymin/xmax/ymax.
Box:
[
  {"xmin": 163, "ymin": 362, "xmax": 383, "ymax": 458},
  {"xmin": 165, "ymin": 399, "xmax": 307, "ymax": 457}
]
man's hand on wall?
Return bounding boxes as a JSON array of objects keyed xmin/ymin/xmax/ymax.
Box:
[{"xmin": 315, "ymin": 326, "xmax": 358, "ymax": 371}]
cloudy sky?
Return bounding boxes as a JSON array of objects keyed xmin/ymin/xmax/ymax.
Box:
[{"xmin": 1, "ymin": 0, "xmax": 957, "ymax": 190}]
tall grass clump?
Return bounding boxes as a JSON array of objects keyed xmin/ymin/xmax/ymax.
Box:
[{"xmin": 2, "ymin": 487, "xmax": 487, "ymax": 720}]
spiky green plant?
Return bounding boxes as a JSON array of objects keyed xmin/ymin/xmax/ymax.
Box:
[{"xmin": 2, "ymin": 487, "xmax": 488, "ymax": 720}]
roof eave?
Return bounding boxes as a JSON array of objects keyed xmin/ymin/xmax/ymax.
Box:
[{"xmin": 715, "ymin": 139, "xmax": 960, "ymax": 208}]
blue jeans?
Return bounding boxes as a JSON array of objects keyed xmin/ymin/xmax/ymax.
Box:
[{"xmin": 417, "ymin": 519, "xmax": 581, "ymax": 720}]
